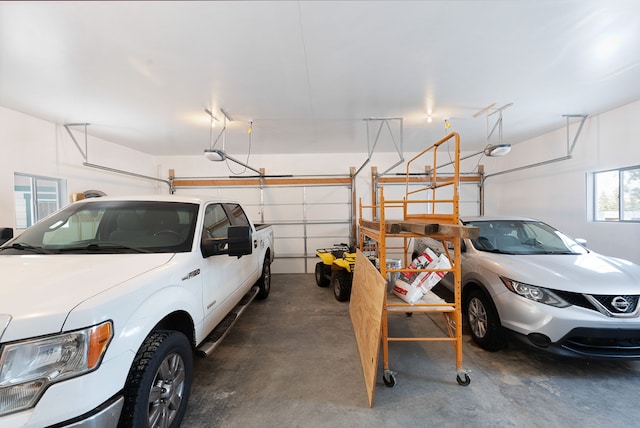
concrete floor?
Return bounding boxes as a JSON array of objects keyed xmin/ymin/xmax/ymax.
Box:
[{"xmin": 183, "ymin": 274, "xmax": 640, "ymax": 427}]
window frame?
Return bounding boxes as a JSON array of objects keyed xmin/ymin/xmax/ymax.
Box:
[
  {"xmin": 14, "ymin": 173, "xmax": 67, "ymax": 229},
  {"xmin": 593, "ymin": 165, "xmax": 640, "ymax": 223}
]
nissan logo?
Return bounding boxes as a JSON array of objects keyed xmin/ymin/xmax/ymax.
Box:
[{"xmin": 611, "ymin": 296, "xmax": 630, "ymax": 312}]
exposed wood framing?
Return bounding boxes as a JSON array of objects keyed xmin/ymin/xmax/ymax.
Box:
[
  {"xmin": 171, "ymin": 176, "xmax": 351, "ymax": 187},
  {"xmin": 360, "ymin": 220, "xmax": 479, "ymax": 239}
]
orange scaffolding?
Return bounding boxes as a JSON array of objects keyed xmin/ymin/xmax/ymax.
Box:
[{"xmin": 358, "ymin": 131, "xmax": 478, "ymax": 389}]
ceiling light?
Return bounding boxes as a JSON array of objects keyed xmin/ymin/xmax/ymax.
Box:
[
  {"xmin": 204, "ymin": 148, "xmax": 226, "ymax": 161},
  {"xmin": 483, "ymin": 143, "xmax": 511, "ymax": 157}
]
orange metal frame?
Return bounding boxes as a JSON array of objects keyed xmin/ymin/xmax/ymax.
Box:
[{"xmin": 358, "ymin": 131, "xmax": 467, "ymax": 385}]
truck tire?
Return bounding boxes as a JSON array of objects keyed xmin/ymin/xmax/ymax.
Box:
[
  {"xmin": 256, "ymin": 257, "xmax": 271, "ymax": 300},
  {"xmin": 331, "ymin": 269, "xmax": 352, "ymax": 302},
  {"xmin": 315, "ymin": 262, "xmax": 330, "ymax": 287},
  {"xmin": 119, "ymin": 330, "xmax": 193, "ymax": 428}
]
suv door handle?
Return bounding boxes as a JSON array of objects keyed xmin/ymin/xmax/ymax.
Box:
[{"xmin": 254, "ymin": 240, "xmax": 258, "ymax": 248}]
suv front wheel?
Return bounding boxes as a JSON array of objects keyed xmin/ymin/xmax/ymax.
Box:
[{"xmin": 465, "ymin": 289, "xmax": 506, "ymax": 352}]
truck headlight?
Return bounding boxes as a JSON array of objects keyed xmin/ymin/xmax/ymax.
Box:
[
  {"xmin": 500, "ymin": 276, "xmax": 570, "ymax": 308},
  {"xmin": 0, "ymin": 321, "xmax": 112, "ymax": 416}
]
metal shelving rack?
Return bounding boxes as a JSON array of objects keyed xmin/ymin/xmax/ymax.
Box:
[{"xmin": 358, "ymin": 131, "xmax": 478, "ymax": 388}]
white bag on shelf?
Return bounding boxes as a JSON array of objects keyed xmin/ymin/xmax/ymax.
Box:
[
  {"xmin": 400, "ymin": 247, "xmax": 437, "ymax": 282},
  {"xmin": 392, "ymin": 278, "xmax": 425, "ymax": 304},
  {"xmin": 417, "ymin": 254, "xmax": 452, "ymax": 294}
]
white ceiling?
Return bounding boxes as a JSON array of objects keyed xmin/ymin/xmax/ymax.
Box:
[{"xmin": 2, "ymin": 1, "xmax": 640, "ymax": 157}]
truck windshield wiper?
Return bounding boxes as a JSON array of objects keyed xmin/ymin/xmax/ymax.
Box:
[
  {"xmin": 58, "ymin": 242, "xmax": 150, "ymax": 254},
  {"xmin": 0, "ymin": 242, "xmax": 54, "ymax": 254}
]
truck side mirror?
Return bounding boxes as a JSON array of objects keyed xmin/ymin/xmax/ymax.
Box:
[
  {"xmin": 201, "ymin": 226, "xmax": 253, "ymax": 258},
  {"xmin": 228, "ymin": 226, "xmax": 252, "ymax": 257}
]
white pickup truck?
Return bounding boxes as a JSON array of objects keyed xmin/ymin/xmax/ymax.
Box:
[{"xmin": 0, "ymin": 195, "xmax": 274, "ymax": 427}]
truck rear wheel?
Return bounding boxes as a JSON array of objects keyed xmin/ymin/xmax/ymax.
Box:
[
  {"xmin": 119, "ymin": 330, "xmax": 193, "ymax": 428},
  {"xmin": 256, "ymin": 257, "xmax": 271, "ymax": 299}
]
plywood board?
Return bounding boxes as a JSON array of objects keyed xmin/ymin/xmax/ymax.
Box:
[{"xmin": 349, "ymin": 249, "xmax": 387, "ymax": 408}]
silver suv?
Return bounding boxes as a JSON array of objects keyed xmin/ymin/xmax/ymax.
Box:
[{"xmin": 419, "ymin": 216, "xmax": 640, "ymax": 359}]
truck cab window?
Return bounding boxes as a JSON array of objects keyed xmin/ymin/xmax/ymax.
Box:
[
  {"xmin": 225, "ymin": 203, "xmax": 250, "ymax": 227},
  {"xmin": 204, "ymin": 204, "xmax": 231, "ymax": 239}
]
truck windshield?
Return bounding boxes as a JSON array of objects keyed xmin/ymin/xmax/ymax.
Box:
[{"xmin": 0, "ymin": 200, "xmax": 199, "ymax": 254}]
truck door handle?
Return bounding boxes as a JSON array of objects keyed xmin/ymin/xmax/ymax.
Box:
[{"xmin": 254, "ymin": 240, "xmax": 258, "ymax": 248}]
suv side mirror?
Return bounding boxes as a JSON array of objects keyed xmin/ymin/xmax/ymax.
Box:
[
  {"xmin": 575, "ymin": 238, "xmax": 588, "ymax": 248},
  {"xmin": 0, "ymin": 228, "xmax": 13, "ymax": 246}
]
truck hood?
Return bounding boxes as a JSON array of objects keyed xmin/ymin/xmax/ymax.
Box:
[
  {"xmin": 470, "ymin": 250, "xmax": 640, "ymax": 294},
  {"xmin": 0, "ymin": 254, "xmax": 174, "ymax": 341}
]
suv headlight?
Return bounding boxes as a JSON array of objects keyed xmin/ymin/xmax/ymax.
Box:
[
  {"xmin": 500, "ymin": 276, "xmax": 570, "ymax": 308},
  {"xmin": 0, "ymin": 321, "xmax": 112, "ymax": 416}
]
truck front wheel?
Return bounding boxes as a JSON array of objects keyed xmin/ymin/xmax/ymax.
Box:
[{"xmin": 119, "ymin": 330, "xmax": 193, "ymax": 428}]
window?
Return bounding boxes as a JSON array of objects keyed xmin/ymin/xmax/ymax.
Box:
[
  {"xmin": 203, "ymin": 204, "xmax": 231, "ymax": 239},
  {"xmin": 225, "ymin": 203, "xmax": 250, "ymax": 227},
  {"xmin": 14, "ymin": 173, "xmax": 67, "ymax": 229},
  {"xmin": 594, "ymin": 166, "xmax": 640, "ymax": 222}
]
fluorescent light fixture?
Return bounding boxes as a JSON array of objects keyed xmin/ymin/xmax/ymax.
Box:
[
  {"xmin": 483, "ymin": 143, "xmax": 511, "ymax": 157},
  {"xmin": 204, "ymin": 148, "xmax": 226, "ymax": 161}
]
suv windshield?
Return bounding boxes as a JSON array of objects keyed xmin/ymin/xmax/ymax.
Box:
[
  {"xmin": 0, "ymin": 200, "xmax": 198, "ymax": 254},
  {"xmin": 465, "ymin": 220, "xmax": 588, "ymax": 255}
]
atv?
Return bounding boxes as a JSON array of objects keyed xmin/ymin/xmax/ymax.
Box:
[{"xmin": 315, "ymin": 243, "xmax": 356, "ymax": 302}]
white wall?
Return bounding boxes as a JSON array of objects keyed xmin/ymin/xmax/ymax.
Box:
[
  {"xmin": 484, "ymin": 100, "xmax": 640, "ymax": 264},
  {"xmin": 0, "ymin": 106, "xmax": 161, "ymax": 230}
]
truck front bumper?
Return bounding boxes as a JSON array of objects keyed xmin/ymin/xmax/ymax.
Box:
[{"xmin": 50, "ymin": 395, "xmax": 123, "ymax": 428}]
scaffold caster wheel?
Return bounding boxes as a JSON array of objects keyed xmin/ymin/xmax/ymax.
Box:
[
  {"xmin": 456, "ymin": 373, "xmax": 471, "ymax": 386},
  {"xmin": 383, "ymin": 370, "xmax": 396, "ymax": 387}
]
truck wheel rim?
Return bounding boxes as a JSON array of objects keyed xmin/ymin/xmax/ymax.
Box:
[{"xmin": 148, "ymin": 352, "xmax": 186, "ymax": 427}]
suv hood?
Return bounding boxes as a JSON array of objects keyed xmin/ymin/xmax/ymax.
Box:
[
  {"xmin": 0, "ymin": 254, "xmax": 173, "ymax": 341},
  {"xmin": 471, "ymin": 250, "xmax": 640, "ymax": 294}
]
